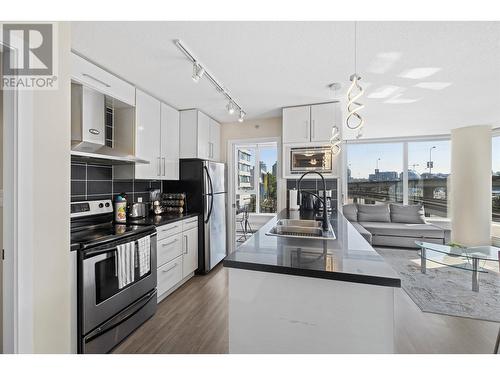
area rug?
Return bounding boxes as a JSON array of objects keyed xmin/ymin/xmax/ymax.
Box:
[{"xmin": 375, "ymin": 247, "xmax": 500, "ymax": 323}]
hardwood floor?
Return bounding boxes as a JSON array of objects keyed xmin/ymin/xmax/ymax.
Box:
[
  {"xmin": 113, "ymin": 264, "xmax": 228, "ymax": 354},
  {"xmin": 114, "ymin": 265, "xmax": 499, "ymax": 354}
]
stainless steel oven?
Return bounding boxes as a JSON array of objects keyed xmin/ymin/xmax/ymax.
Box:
[
  {"xmin": 78, "ymin": 231, "xmax": 157, "ymax": 353},
  {"xmin": 289, "ymin": 146, "xmax": 333, "ymax": 174}
]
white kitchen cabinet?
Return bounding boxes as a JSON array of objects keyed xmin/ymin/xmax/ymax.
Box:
[
  {"xmin": 134, "ymin": 89, "xmax": 162, "ymax": 179},
  {"xmin": 115, "ymin": 92, "xmax": 180, "ymax": 180},
  {"xmin": 209, "ymin": 118, "xmax": 221, "ymax": 161},
  {"xmin": 157, "ymin": 257, "xmax": 183, "ymax": 299},
  {"xmin": 156, "ymin": 216, "xmax": 199, "ymax": 303},
  {"xmin": 282, "ymin": 102, "xmax": 338, "ymax": 144},
  {"xmin": 282, "ymin": 106, "xmax": 311, "ymax": 143},
  {"xmin": 71, "ymin": 52, "xmax": 135, "ymax": 106},
  {"xmin": 157, "ymin": 233, "xmax": 183, "ymax": 268},
  {"xmin": 161, "ymin": 103, "xmax": 180, "ymax": 180},
  {"xmin": 180, "ymin": 109, "xmax": 220, "ymax": 161},
  {"xmin": 182, "ymin": 225, "xmax": 198, "ymax": 277},
  {"xmin": 310, "ymin": 102, "xmax": 336, "ymax": 142}
]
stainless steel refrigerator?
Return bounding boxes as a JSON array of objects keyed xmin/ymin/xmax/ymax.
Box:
[{"xmin": 177, "ymin": 159, "xmax": 227, "ymax": 274}]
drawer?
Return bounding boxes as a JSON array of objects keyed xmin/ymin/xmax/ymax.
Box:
[
  {"xmin": 71, "ymin": 53, "xmax": 135, "ymax": 106},
  {"xmin": 157, "ymin": 233, "xmax": 182, "ymax": 267},
  {"xmin": 157, "ymin": 256, "xmax": 183, "ymax": 298},
  {"xmin": 157, "ymin": 221, "xmax": 183, "ymax": 240},
  {"xmin": 182, "ymin": 216, "xmax": 198, "ymax": 231}
]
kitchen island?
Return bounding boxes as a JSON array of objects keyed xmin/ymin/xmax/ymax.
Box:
[{"xmin": 223, "ymin": 209, "xmax": 401, "ymax": 354}]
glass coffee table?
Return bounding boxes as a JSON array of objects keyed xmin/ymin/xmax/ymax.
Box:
[{"xmin": 415, "ymin": 241, "xmax": 500, "ymax": 292}]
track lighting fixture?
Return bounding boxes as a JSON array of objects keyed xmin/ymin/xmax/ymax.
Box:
[
  {"xmin": 226, "ymin": 101, "xmax": 235, "ymax": 115},
  {"xmin": 175, "ymin": 39, "xmax": 246, "ymax": 120},
  {"xmin": 238, "ymin": 110, "xmax": 246, "ymax": 123},
  {"xmin": 192, "ymin": 62, "xmax": 205, "ymax": 83}
]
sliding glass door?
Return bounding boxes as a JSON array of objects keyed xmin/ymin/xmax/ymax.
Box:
[{"xmin": 235, "ymin": 143, "xmax": 278, "ymax": 214}]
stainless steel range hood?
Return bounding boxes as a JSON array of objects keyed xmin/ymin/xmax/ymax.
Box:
[{"xmin": 71, "ymin": 83, "xmax": 148, "ymax": 165}]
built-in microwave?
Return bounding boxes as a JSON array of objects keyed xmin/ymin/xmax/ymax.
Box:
[{"xmin": 287, "ymin": 146, "xmax": 334, "ymax": 175}]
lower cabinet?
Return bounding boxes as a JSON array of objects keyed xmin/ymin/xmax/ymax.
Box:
[
  {"xmin": 157, "ymin": 257, "xmax": 183, "ymax": 298},
  {"xmin": 182, "ymin": 227, "xmax": 198, "ymax": 277},
  {"xmin": 156, "ymin": 216, "xmax": 199, "ymax": 303}
]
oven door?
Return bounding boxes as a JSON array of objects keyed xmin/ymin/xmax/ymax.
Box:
[
  {"xmin": 80, "ymin": 233, "xmax": 157, "ymax": 335},
  {"xmin": 290, "ymin": 147, "xmax": 333, "ymax": 173}
]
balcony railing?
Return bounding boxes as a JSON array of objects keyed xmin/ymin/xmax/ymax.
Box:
[{"xmin": 348, "ymin": 176, "xmax": 500, "ymax": 222}]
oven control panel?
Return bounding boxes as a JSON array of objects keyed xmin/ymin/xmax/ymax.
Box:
[{"xmin": 71, "ymin": 200, "xmax": 113, "ymax": 218}]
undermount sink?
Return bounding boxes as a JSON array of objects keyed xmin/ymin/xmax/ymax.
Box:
[
  {"xmin": 267, "ymin": 219, "xmax": 336, "ymax": 241},
  {"xmin": 276, "ymin": 219, "xmax": 322, "ymax": 228}
]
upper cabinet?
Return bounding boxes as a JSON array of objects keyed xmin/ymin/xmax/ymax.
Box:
[
  {"xmin": 115, "ymin": 90, "xmax": 180, "ymax": 180},
  {"xmin": 282, "ymin": 106, "xmax": 311, "ymax": 143},
  {"xmin": 180, "ymin": 109, "xmax": 221, "ymax": 161},
  {"xmin": 209, "ymin": 118, "xmax": 221, "ymax": 161},
  {"xmin": 71, "ymin": 53, "xmax": 135, "ymax": 106},
  {"xmin": 282, "ymin": 102, "xmax": 339, "ymax": 144},
  {"xmin": 161, "ymin": 103, "xmax": 180, "ymax": 180},
  {"xmin": 135, "ymin": 90, "xmax": 162, "ymax": 179}
]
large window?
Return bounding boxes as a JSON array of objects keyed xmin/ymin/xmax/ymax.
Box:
[
  {"xmin": 347, "ymin": 143, "xmax": 403, "ymax": 204},
  {"xmin": 493, "ymin": 136, "xmax": 500, "ymax": 222},
  {"xmin": 408, "ymin": 140, "xmax": 451, "ymax": 218},
  {"xmin": 347, "ymin": 139, "xmax": 451, "ymax": 218}
]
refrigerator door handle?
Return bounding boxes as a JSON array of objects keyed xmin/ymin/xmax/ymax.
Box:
[{"xmin": 203, "ymin": 165, "xmax": 214, "ymax": 224}]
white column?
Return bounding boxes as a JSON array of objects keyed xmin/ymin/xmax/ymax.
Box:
[{"xmin": 450, "ymin": 125, "xmax": 492, "ymax": 246}]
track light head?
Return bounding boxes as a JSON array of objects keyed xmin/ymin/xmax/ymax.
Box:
[
  {"xmin": 192, "ymin": 62, "xmax": 205, "ymax": 83},
  {"xmin": 238, "ymin": 110, "xmax": 246, "ymax": 123},
  {"xmin": 226, "ymin": 101, "xmax": 235, "ymax": 115}
]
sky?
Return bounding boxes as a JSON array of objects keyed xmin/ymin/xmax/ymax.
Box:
[
  {"xmin": 348, "ymin": 140, "xmax": 452, "ymax": 179},
  {"xmin": 348, "ymin": 137, "xmax": 500, "ymax": 179},
  {"xmin": 260, "ymin": 147, "xmax": 277, "ymax": 172}
]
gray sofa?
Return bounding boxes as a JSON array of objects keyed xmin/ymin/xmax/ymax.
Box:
[{"xmin": 343, "ymin": 203, "xmax": 450, "ymax": 248}]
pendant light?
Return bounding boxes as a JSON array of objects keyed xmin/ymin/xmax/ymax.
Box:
[{"xmin": 346, "ymin": 21, "xmax": 365, "ymax": 135}]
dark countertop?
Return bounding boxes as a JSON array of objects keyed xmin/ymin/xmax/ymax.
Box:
[
  {"xmin": 127, "ymin": 212, "xmax": 199, "ymax": 227},
  {"xmin": 223, "ymin": 209, "xmax": 401, "ymax": 288}
]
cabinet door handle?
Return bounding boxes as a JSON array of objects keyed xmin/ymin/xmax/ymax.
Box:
[
  {"xmin": 161, "ymin": 225, "xmax": 180, "ymax": 232},
  {"xmin": 82, "ymin": 73, "xmax": 111, "ymax": 88},
  {"xmin": 157, "ymin": 157, "xmax": 161, "ymax": 176},
  {"xmin": 162, "ymin": 263, "xmax": 178, "ymax": 273},
  {"xmin": 162, "ymin": 238, "xmax": 178, "ymax": 247},
  {"xmin": 305, "ymin": 121, "xmax": 309, "ymax": 140},
  {"xmin": 183, "ymin": 234, "xmax": 188, "ymax": 254},
  {"xmin": 162, "ymin": 157, "xmax": 166, "ymax": 176}
]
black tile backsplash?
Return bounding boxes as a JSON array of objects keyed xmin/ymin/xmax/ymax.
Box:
[
  {"xmin": 70, "ymin": 161, "xmax": 162, "ymax": 203},
  {"xmin": 71, "ymin": 163, "xmax": 86, "ymax": 180},
  {"xmin": 87, "ymin": 165, "xmax": 112, "ymax": 180}
]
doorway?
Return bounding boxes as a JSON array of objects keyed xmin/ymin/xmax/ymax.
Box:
[{"xmin": 227, "ymin": 139, "xmax": 283, "ymax": 252}]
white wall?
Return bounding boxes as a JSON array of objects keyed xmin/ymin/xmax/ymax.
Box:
[
  {"xmin": 220, "ymin": 117, "xmax": 282, "ymax": 162},
  {"xmin": 450, "ymin": 125, "xmax": 492, "ymax": 246},
  {"xmin": 31, "ymin": 22, "xmax": 72, "ymax": 353}
]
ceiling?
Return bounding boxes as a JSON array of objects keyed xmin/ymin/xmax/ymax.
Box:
[{"xmin": 71, "ymin": 21, "xmax": 500, "ymax": 138}]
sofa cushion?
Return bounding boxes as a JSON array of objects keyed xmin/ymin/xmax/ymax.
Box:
[
  {"xmin": 342, "ymin": 204, "xmax": 358, "ymax": 222},
  {"xmin": 359, "ymin": 221, "xmax": 445, "ymax": 239},
  {"xmin": 390, "ymin": 203, "xmax": 426, "ymax": 224},
  {"xmin": 351, "ymin": 222, "xmax": 372, "ymax": 244},
  {"xmin": 357, "ymin": 204, "xmax": 391, "ymax": 222}
]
